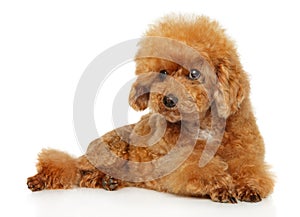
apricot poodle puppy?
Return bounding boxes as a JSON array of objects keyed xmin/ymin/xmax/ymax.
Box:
[{"xmin": 27, "ymin": 15, "xmax": 274, "ymax": 203}]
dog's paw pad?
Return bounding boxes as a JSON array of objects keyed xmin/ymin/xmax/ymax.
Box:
[
  {"xmin": 210, "ymin": 187, "xmax": 237, "ymax": 203},
  {"xmin": 27, "ymin": 174, "xmax": 45, "ymax": 192},
  {"xmin": 102, "ymin": 175, "xmax": 118, "ymax": 191},
  {"xmin": 237, "ymin": 188, "xmax": 262, "ymax": 202}
]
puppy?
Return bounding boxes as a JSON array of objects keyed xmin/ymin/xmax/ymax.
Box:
[{"xmin": 27, "ymin": 15, "xmax": 274, "ymax": 203}]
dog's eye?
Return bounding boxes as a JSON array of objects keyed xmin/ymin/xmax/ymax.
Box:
[
  {"xmin": 159, "ymin": 69, "xmax": 168, "ymax": 81},
  {"xmin": 188, "ymin": 69, "xmax": 201, "ymax": 80}
]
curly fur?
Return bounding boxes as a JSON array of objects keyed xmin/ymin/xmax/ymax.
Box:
[{"xmin": 27, "ymin": 15, "xmax": 274, "ymax": 203}]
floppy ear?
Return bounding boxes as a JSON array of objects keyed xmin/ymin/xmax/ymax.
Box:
[
  {"xmin": 129, "ymin": 72, "xmax": 157, "ymax": 111},
  {"xmin": 213, "ymin": 62, "xmax": 246, "ymax": 118}
]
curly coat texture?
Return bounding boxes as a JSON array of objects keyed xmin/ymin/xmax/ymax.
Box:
[{"xmin": 27, "ymin": 15, "xmax": 274, "ymax": 203}]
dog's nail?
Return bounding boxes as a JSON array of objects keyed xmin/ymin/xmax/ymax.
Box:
[
  {"xmin": 257, "ymin": 194, "xmax": 262, "ymax": 201},
  {"xmin": 218, "ymin": 196, "xmax": 222, "ymax": 202},
  {"xmin": 250, "ymin": 194, "xmax": 257, "ymax": 202},
  {"xmin": 239, "ymin": 192, "xmax": 245, "ymax": 200},
  {"xmin": 229, "ymin": 196, "xmax": 237, "ymax": 203},
  {"xmin": 109, "ymin": 184, "xmax": 118, "ymax": 190},
  {"xmin": 102, "ymin": 175, "xmax": 118, "ymax": 191}
]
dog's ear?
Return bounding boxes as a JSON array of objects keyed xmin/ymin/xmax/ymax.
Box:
[
  {"xmin": 129, "ymin": 72, "xmax": 157, "ymax": 111},
  {"xmin": 213, "ymin": 60, "xmax": 247, "ymax": 118}
]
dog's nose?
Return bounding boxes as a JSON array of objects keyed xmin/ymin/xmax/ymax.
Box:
[{"xmin": 163, "ymin": 94, "xmax": 178, "ymax": 108}]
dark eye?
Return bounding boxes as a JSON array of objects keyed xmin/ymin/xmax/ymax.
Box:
[
  {"xmin": 188, "ymin": 69, "xmax": 201, "ymax": 80},
  {"xmin": 159, "ymin": 69, "xmax": 168, "ymax": 81}
]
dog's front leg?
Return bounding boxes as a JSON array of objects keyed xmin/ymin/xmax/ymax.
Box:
[
  {"xmin": 132, "ymin": 154, "xmax": 237, "ymax": 203},
  {"xmin": 227, "ymin": 156, "xmax": 274, "ymax": 202}
]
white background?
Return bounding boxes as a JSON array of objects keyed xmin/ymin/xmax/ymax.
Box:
[{"xmin": 1, "ymin": 0, "xmax": 299, "ymax": 216}]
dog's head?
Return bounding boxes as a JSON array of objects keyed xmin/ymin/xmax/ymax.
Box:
[{"xmin": 129, "ymin": 15, "xmax": 249, "ymax": 123}]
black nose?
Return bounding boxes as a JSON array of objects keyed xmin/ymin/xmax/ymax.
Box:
[{"xmin": 163, "ymin": 94, "xmax": 178, "ymax": 108}]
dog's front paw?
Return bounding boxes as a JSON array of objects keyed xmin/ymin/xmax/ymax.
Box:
[
  {"xmin": 102, "ymin": 175, "xmax": 118, "ymax": 191},
  {"xmin": 209, "ymin": 187, "xmax": 237, "ymax": 203},
  {"xmin": 236, "ymin": 186, "xmax": 262, "ymax": 202},
  {"xmin": 27, "ymin": 174, "xmax": 45, "ymax": 192}
]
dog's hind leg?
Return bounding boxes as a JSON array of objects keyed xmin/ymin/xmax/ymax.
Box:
[
  {"xmin": 27, "ymin": 149, "xmax": 122, "ymax": 191},
  {"xmin": 27, "ymin": 149, "xmax": 82, "ymax": 191}
]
